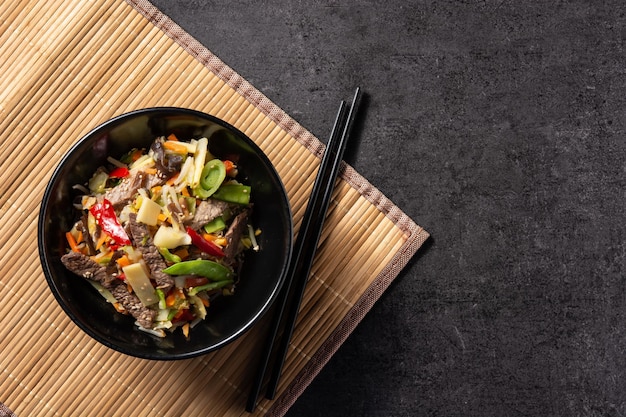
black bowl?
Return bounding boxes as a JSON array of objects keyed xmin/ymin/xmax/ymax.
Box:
[{"xmin": 38, "ymin": 107, "xmax": 293, "ymax": 360}]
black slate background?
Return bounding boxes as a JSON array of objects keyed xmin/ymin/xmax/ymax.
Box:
[{"xmin": 149, "ymin": 1, "xmax": 626, "ymax": 416}]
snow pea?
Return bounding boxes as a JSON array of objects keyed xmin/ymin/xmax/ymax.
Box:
[
  {"xmin": 212, "ymin": 184, "xmax": 251, "ymax": 205},
  {"xmin": 203, "ymin": 216, "xmax": 226, "ymax": 234},
  {"xmin": 155, "ymin": 288, "xmax": 167, "ymax": 309},
  {"xmin": 188, "ymin": 279, "xmax": 234, "ymax": 296},
  {"xmin": 158, "ymin": 247, "xmax": 181, "ymax": 264},
  {"xmin": 162, "ymin": 259, "xmax": 232, "ymax": 281}
]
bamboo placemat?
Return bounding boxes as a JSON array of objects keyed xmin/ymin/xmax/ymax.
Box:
[{"xmin": 0, "ymin": 0, "xmax": 429, "ymax": 416}]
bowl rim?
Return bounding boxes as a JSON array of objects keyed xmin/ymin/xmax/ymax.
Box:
[{"xmin": 37, "ymin": 106, "xmax": 293, "ymax": 360}]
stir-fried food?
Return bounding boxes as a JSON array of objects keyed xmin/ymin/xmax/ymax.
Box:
[{"xmin": 61, "ymin": 134, "xmax": 259, "ymax": 338}]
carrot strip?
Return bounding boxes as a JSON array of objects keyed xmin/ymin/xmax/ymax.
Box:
[
  {"xmin": 66, "ymin": 232, "xmax": 81, "ymax": 253},
  {"xmin": 223, "ymin": 160, "xmax": 235, "ymax": 175},
  {"xmin": 115, "ymin": 255, "xmax": 132, "ymax": 267},
  {"xmin": 131, "ymin": 149, "xmax": 143, "ymax": 162},
  {"xmin": 95, "ymin": 233, "xmax": 108, "ymax": 250},
  {"xmin": 202, "ymin": 233, "xmax": 216, "ymax": 241},
  {"xmin": 166, "ymin": 292, "xmax": 177, "ymax": 308},
  {"xmin": 166, "ymin": 174, "xmax": 179, "ymax": 186},
  {"xmin": 163, "ymin": 141, "xmax": 188, "ymax": 154},
  {"xmin": 113, "ymin": 303, "xmax": 126, "ymax": 313},
  {"xmin": 173, "ymin": 248, "xmax": 189, "ymax": 260}
]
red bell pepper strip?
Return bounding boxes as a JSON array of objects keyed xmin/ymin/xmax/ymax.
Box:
[
  {"xmin": 108, "ymin": 166, "xmax": 129, "ymax": 178},
  {"xmin": 89, "ymin": 199, "xmax": 132, "ymax": 246},
  {"xmin": 186, "ymin": 226, "xmax": 225, "ymax": 258}
]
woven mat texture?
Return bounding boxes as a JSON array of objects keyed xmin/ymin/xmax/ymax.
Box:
[{"xmin": 0, "ymin": 1, "xmax": 428, "ymax": 415}]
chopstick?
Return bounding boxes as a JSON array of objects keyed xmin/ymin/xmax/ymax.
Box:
[{"xmin": 246, "ymin": 87, "xmax": 362, "ymax": 412}]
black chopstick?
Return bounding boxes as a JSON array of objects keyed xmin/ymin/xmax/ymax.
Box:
[
  {"xmin": 245, "ymin": 100, "xmax": 347, "ymax": 412},
  {"xmin": 264, "ymin": 87, "xmax": 361, "ymax": 398},
  {"xmin": 246, "ymin": 87, "xmax": 361, "ymax": 412}
]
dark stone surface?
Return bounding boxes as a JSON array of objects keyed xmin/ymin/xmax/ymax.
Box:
[{"xmin": 150, "ymin": 1, "xmax": 626, "ymax": 416}]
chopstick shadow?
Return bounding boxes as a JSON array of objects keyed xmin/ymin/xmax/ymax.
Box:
[{"xmin": 341, "ymin": 91, "xmax": 370, "ymax": 167}]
